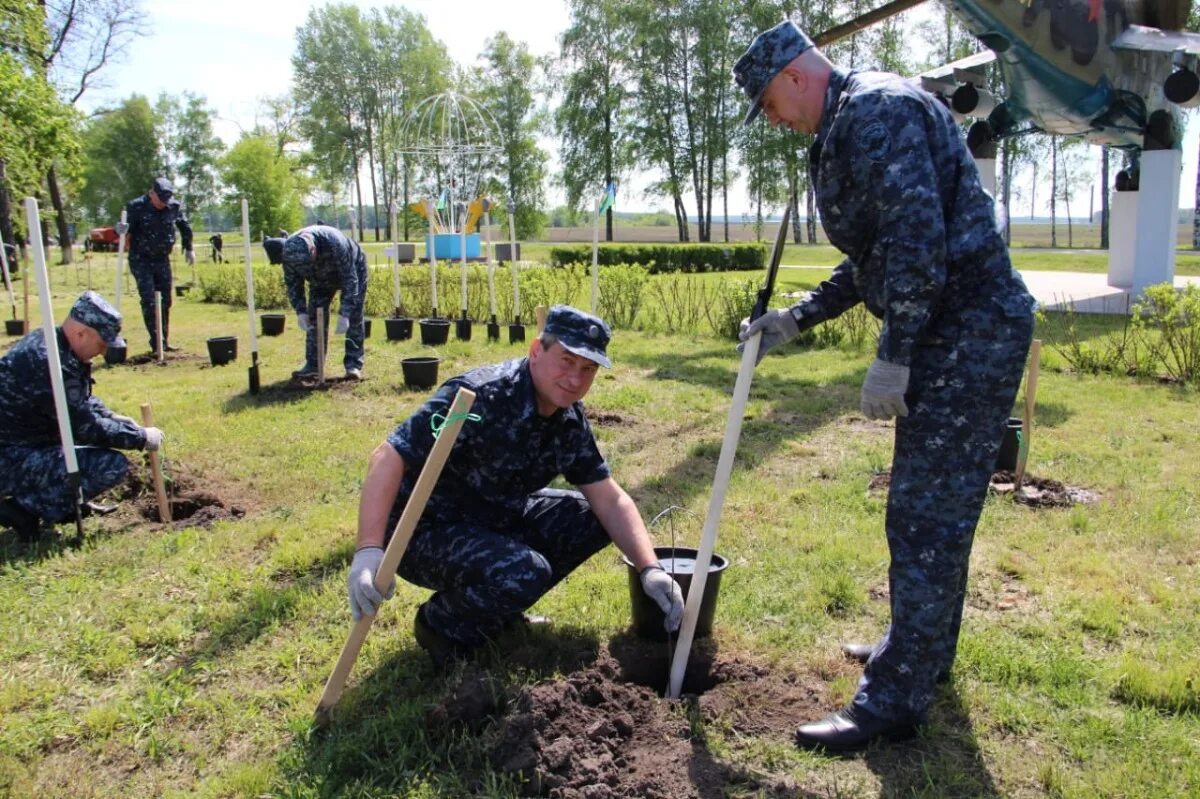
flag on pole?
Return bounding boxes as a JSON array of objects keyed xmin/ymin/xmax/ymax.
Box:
[{"xmin": 598, "ymin": 181, "xmax": 616, "ymax": 214}]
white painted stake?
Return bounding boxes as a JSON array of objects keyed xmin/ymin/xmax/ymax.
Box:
[
  {"xmin": 459, "ymin": 230, "xmax": 468, "ymax": 317},
  {"xmin": 485, "ymin": 211, "xmax": 497, "ymax": 320},
  {"xmin": 666, "ymin": 333, "xmax": 762, "ymax": 699},
  {"xmin": 154, "ymin": 291, "xmax": 164, "ymax": 362},
  {"xmin": 591, "ymin": 197, "xmax": 601, "ymax": 314},
  {"xmin": 241, "ymin": 199, "xmax": 260, "ymax": 393},
  {"xmin": 0, "ymin": 229, "xmax": 15, "ymax": 317},
  {"xmin": 114, "ymin": 210, "xmax": 127, "ymax": 313},
  {"xmin": 390, "ymin": 203, "xmax": 401, "ymax": 314},
  {"xmin": 429, "ymin": 240, "xmax": 440, "ymax": 317},
  {"xmin": 508, "ymin": 206, "xmax": 520, "ymax": 320}
]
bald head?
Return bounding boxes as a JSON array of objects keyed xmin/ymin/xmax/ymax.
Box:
[{"xmin": 757, "ymin": 48, "xmax": 835, "ymax": 134}]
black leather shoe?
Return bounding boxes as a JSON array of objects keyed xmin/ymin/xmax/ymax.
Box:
[
  {"xmin": 413, "ymin": 611, "xmax": 473, "ymax": 667},
  {"xmin": 0, "ymin": 499, "xmax": 43, "ymax": 541},
  {"xmin": 794, "ymin": 705, "xmax": 918, "ymax": 752},
  {"xmin": 841, "ymin": 641, "xmax": 951, "ymax": 684}
]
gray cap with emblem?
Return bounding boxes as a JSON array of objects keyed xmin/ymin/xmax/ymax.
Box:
[
  {"xmin": 69, "ymin": 290, "xmax": 126, "ymax": 348},
  {"xmin": 733, "ymin": 20, "xmax": 816, "ymax": 126},
  {"xmin": 543, "ymin": 305, "xmax": 612, "ymax": 368}
]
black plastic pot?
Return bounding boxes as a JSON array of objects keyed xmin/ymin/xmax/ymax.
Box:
[
  {"xmin": 206, "ymin": 336, "xmax": 238, "ymax": 366},
  {"xmin": 401, "ymin": 356, "xmax": 440, "ymax": 390},
  {"xmin": 103, "ymin": 343, "xmax": 127, "ymax": 365},
  {"xmin": 995, "ymin": 417, "xmax": 1024, "ymax": 472},
  {"xmin": 363, "ymin": 319, "xmax": 372, "ymax": 339},
  {"xmin": 261, "ymin": 313, "xmax": 286, "ymax": 336},
  {"xmin": 419, "ymin": 318, "xmax": 450, "ymax": 345},
  {"xmin": 624, "ymin": 546, "xmax": 729, "ymax": 641},
  {"xmin": 385, "ymin": 317, "xmax": 412, "ymax": 341},
  {"xmin": 5, "ymin": 319, "xmax": 25, "ymax": 336},
  {"xmin": 455, "ymin": 317, "xmax": 472, "ymax": 341},
  {"xmin": 508, "ymin": 323, "xmax": 526, "ymax": 344}
]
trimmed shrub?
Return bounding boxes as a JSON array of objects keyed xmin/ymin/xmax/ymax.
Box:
[{"xmin": 549, "ymin": 243, "xmax": 766, "ymax": 273}]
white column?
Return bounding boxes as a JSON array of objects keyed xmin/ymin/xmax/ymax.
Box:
[
  {"xmin": 1130, "ymin": 149, "xmax": 1182, "ymax": 299},
  {"xmin": 1107, "ymin": 191, "xmax": 1138, "ymax": 290}
]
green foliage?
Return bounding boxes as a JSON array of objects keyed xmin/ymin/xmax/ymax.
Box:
[
  {"xmin": 221, "ymin": 134, "xmax": 304, "ymax": 237},
  {"xmin": 597, "ymin": 264, "xmax": 649, "ymax": 328},
  {"xmin": 78, "ymin": 95, "xmax": 160, "ymax": 225},
  {"xmin": 1132, "ymin": 283, "xmax": 1200, "ymax": 383},
  {"xmin": 199, "ymin": 264, "xmax": 290, "ymax": 310},
  {"xmin": 550, "ymin": 243, "xmax": 766, "ymax": 272},
  {"xmin": 155, "ymin": 92, "xmax": 224, "ymax": 218}
]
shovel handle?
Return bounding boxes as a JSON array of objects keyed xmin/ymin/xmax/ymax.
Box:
[{"xmin": 1013, "ymin": 339, "xmax": 1042, "ymax": 489}]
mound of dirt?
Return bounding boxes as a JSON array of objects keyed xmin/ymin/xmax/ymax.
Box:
[
  {"xmin": 868, "ymin": 469, "xmax": 1099, "ymax": 508},
  {"xmin": 102, "ymin": 461, "xmax": 247, "ymax": 529}
]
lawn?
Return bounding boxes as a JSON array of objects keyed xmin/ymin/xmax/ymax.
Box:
[{"xmin": 0, "ymin": 250, "xmax": 1197, "ymax": 798}]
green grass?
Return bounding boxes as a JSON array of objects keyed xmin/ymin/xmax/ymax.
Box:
[{"xmin": 0, "ymin": 255, "xmax": 1197, "ymax": 797}]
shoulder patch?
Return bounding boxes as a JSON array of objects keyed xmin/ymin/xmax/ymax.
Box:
[{"xmin": 855, "ymin": 119, "xmax": 892, "ymax": 161}]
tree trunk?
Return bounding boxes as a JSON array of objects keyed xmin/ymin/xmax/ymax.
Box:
[
  {"xmin": 1050, "ymin": 138, "xmax": 1057, "ymax": 247},
  {"xmin": 46, "ymin": 164, "xmax": 72, "ymax": 264},
  {"xmin": 1101, "ymin": 145, "xmax": 1110, "ymax": 249},
  {"xmin": 1193, "ymin": 138, "xmax": 1200, "ymax": 249},
  {"xmin": 1062, "ymin": 145, "xmax": 1072, "ymax": 247},
  {"xmin": 806, "ymin": 184, "xmax": 817, "ymax": 243},
  {"xmin": 722, "ymin": 147, "xmax": 729, "ymax": 243},
  {"xmin": 0, "ymin": 159, "xmax": 15, "ymax": 259},
  {"xmin": 1001, "ymin": 138, "xmax": 1012, "ymax": 245}
]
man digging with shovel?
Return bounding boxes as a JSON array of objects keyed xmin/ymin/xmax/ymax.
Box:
[
  {"xmin": 348, "ymin": 305, "xmax": 685, "ymax": 665},
  {"xmin": 734, "ymin": 21, "xmax": 1035, "ymax": 751},
  {"xmin": 0, "ymin": 292, "xmax": 164, "ymax": 541}
]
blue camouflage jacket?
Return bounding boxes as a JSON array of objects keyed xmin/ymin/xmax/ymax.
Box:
[
  {"xmin": 793, "ymin": 69, "xmax": 1032, "ymax": 367},
  {"xmin": 282, "ymin": 225, "xmax": 367, "ymax": 320},
  {"xmin": 388, "ymin": 358, "xmax": 611, "ymax": 527},
  {"xmin": 125, "ymin": 193, "xmax": 193, "ymax": 260},
  {"xmin": 0, "ymin": 328, "xmax": 146, "ymax": 450}
]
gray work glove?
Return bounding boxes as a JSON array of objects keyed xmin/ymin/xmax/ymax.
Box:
[
  {"xmin": 860, "ymin": 358, "xmax": 910, "ymax": 420},
  {"xmin": 115, "ymin": 222, "xmax": 129, "ymax": 237},
  {"xmin": 335, "ymin": 314, "xmax": 350, "ymax": 335},
  {"xmin": 640, "ymin": 564, "xmax": 685, "ymax": 633},
  {"xmin": 185, "ymin": 249, "xmax": 195, "ymax": 266},
  {"xmin": 348, "ymin": 546, "xmax": 395, "ymax": 621},
  {"xmin": 297, "ymin": 312, "xmax": 310, "ymax": 332},
  {"xmin": 737, "ymin": 308, "xmax": 801, "ymax": 365},
  {"xmin": 142, "ymin": 427, "xmax": 164, "ymax": 451}
]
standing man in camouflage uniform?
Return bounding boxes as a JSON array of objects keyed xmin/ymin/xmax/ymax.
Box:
[
  {"xmin": 348, "ymin": 305, "xmax": 686, "ymax": 664},
  {"xmin": 0, "ymin": 292, "xmax": 164, "ymax": 541},
  {"xmin": 120, "ymin": 177, "xmax": 194, "ymax": 352},
  {"xmin": 734, "ymin": 22, "xmax": 1035, "ymax": 750},
  {"xmin": 279, "ymin": 225, "xmax": 368, "ymax": 380}
]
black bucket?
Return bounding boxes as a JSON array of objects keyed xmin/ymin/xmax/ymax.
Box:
[
  {"xmin": 5, "ymin": 319, "xmax": 25, "ymax": 336},
  {"xmin": 401, "ymin": 356, "xmax": 440, "ymax": 390},
  {"xmin": 455, "ymin": 318, "xmax": 472, "ymax": 341},
  {"xmin": 624, "ymin": 546, "xmax": 729, "ymax": 641},
  {"xmin": 363, "ymin": 319, "xmax": 372, "ymax": 339},
  {"xmin": 385, "ymin": 317, "xmax": 412, "ymax": 341},
  {"xmin": 995, "ymin": 417, "xmax": 1024, "ymax": 472},
  {"xmin": 175, "ymin": 284, "xmax": 190, "ymax": 298},
  {"xmin": 261, "ymin": 313, "xmax": 285, "ymax": 336},
  {"xmin": 206, "ymin": 336, "xmax": 238, "ymax": 366},
  {"xmin": 419, "ymin": 318, "xmax": 450, "ymax": 345},
  {"xmin": 103, "ymin": 343, "xmax": 127, "ymax": 365},
  {"xmin": 508, "ymin": 323, "xmax": 526, "ymax": 344}
]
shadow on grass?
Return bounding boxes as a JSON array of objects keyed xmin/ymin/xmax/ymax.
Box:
[
  {"xmin": 219, "ymin": 376, "xmax": 358, "ymax": 412},
  {"xmin": 863, "ymin": 684, "xmax": 1000, "ymax": 798}
]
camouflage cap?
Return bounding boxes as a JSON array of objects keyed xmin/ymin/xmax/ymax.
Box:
[
  {"xmin": 733, "ymin": 20, "xmax": 815, "ymax": 126},
  {"xmin": 152, "ymin": 176, "xmax": 174, "ymax": 198},
  {"xmin": 281, "ymin": 234, "xmax": 313, "ymax": 267},
  {"xmin": 262, "ymin": 237, "xmax": 286, "ymax": 265},
  {"xmin": 543, "ymin": 305, "xmax": 612, "ymax": 368},
  {"xmin": 69, "ymin": 290, "xmax": 125, "ymax": 348}
]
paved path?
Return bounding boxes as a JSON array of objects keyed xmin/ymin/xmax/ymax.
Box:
[{"xmin": 780, "ymin": 265, "xmax": 1200, "ymax": 315}]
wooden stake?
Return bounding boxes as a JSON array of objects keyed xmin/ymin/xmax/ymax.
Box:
[
  {"xmin": 535, "ymin": 305, "xmax": 548, "ymax": 336},
  {"xmin": 314, "ymin": 387, "xmax": 477, "ymax": 725},
  {"xmin": 141, "ymin": 403, "xmax": 171, "ymax": 524},
  {"xmin": 316, "ymin": 307, "xmax": 326, "ymax": 385},
  {"xmin": 1013, "ymin": 339, "xmax": 1042, "ymax": 489}
]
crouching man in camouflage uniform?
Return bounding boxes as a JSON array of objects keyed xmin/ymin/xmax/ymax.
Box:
[
  {"xmin": 348, "ymin": 305, "xmax": 685, "ymax": 664},
  {"xmin": 734, "ymin": 22, "xmax": 1035, "ymax": 750},
  {"xmin": 280, "ymin": 225, "xmax": 368, "ymax": 381},
  {"xmin": 0, "ymin": 292, "xmax": 164, "ymax": 541}
]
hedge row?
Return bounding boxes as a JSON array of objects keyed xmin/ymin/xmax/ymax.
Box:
[{"xmin": 549, "ymin": 243, "xmax": 766, "ymax": 273}]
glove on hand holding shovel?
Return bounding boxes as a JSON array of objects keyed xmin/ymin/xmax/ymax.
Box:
[
  {"xmin": 348, "ymin": 546, "xmax": 395, "ymax": 621},
  {"xmin": 640, "ymin": 564, "xmax": 685, "ymax": 632},
  {"xmin": 737, "ymin": 308, "xmax": 801, "ymax": 364}
]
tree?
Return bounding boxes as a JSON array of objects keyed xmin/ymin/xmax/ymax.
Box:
[
  {"xmin": 221, "ymin": 133, "xmax": 304, "ymax": 237},
  {"xmin": 475, "ymin": 33, "xmax": 549, "ymax": 240},
  {"xmin": 77, "ymin": 94, "xmax": 159, "ymax": 225},
  {"xmin": 156, "ymin": 92, "xmax": 224, "ymax": 225}
]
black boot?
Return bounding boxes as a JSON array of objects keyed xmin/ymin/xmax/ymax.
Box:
[
  {"xmin": 0, "ymin": 499, "xmax": 43, "ymax": 541},
  {"xmin": 794, "ymin": 704, "xmax": 919, "ymax": 752},
  {"xmin": 413, "ymin": 608, "xmax": 474, "ymax": 667}
]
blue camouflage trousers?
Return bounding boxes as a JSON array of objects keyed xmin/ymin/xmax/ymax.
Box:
[
  {"xmin": 852, "ymin": 294, "xmax": 1034, "ymax": 722},
  {"xmin": 395, "ymin": 488, "xmax": 611, "ymax": 646},
  {"xmin": 300, "ymin": 260, "xmax": 368, "ymax": 374},
  {"xmin": 0, "ymin": 446, "xmax": 129, "ymax": 522},
  {"xmin": 129, "ymin": 254, "xmax": 173, "ymax": 350}
]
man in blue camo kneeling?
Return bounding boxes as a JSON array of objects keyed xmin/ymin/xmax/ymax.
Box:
[
  {"xmin": 735, "ymin": 21, "xmax": 1035, "ymax": 750},
  {"xmin": 0, "ymin": 292, "xmax": 165, "ymax": 541},
  {"xmin": 348, "ymin": 305, "xmax": 685, "ymax": 664}
]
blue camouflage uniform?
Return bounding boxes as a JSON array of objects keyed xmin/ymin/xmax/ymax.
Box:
[
  {"xmin": 281, "ymin": 226, "xmax": 368, "ymax": 373},
  {"xmin": 0, "ymin": 292, "xmax": 147, "ymax": 524},
  {"xmin": 786, "ymin": 68, "xmax": 1035, "ymax": 723},
  {"xmin": 386, "ymin": 356, "xmax": 613, "ymax": 647},
  {"xmin": 125, "ymin": 180, "xmax": 193, "ymax": 350}
]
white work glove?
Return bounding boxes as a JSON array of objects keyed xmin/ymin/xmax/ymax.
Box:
[
  {"xmin": 185, "ymin": 249, "xmax": 195, "ymax": 266},
  {"xmin": 297, "ymin": 313, "xmax": 311, "ymax": 332},
  {"xmin": 142, "ymin": 427, "xmax": 165, "ymax": 451},
  {"xmin": 640, "ymin": 563, "xmax": 685, "ymax": 633},
  {"xmin": 737, "ymin": 308, "xmax": 801, "ymax": 364},
  {"xmin": 115, "ymin": 222, "xmax": 129, "ymax": 237},
  {"xmin": 348, "ymin": 546, "xmax": 395, "ymax": 621},
  {"xmin": 335, "ymin": 315, "xmax": 350, "ymax": 335},
  {"xmin": 860, "ymin": 358, "xmax": 910, "ymax": 420}
]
